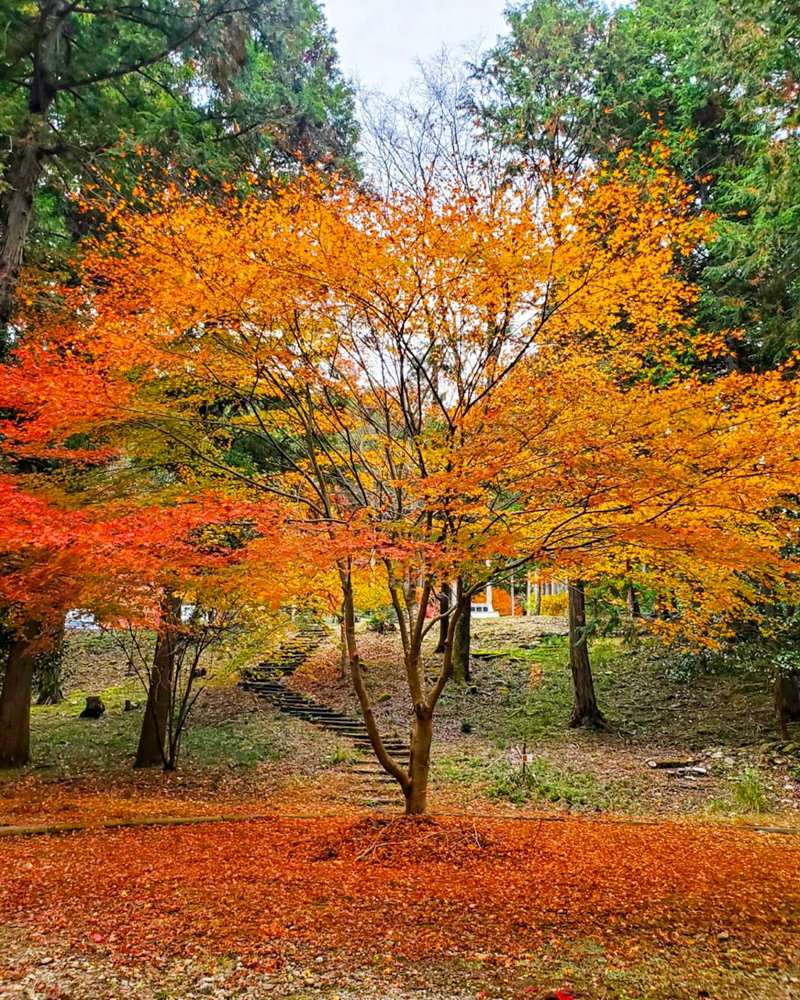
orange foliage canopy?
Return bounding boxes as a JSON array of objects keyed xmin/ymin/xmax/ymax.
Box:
[
  {"xmin": 4, "ymin": 156, "xmax": 799, "ymax": 642},
  {"xmin": 0, "ymin": 473, "xmax": 305, "ymax": 635}
]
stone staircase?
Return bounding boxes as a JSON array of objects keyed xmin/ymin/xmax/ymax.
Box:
[{"xmin": 240, "ymin": 621, "xmax": 407, "ymax": 810}]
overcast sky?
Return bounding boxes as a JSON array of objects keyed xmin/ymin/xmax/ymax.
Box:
[{"xmin": 322, "ymin": 1, "xmax": 509, "ymax": 95}]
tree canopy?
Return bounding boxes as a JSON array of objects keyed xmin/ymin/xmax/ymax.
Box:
[{"xmin": 0, "ymin": 0, "xmax": 358, "ymax": 351}]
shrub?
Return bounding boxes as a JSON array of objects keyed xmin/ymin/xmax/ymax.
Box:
[
  {"xmin": 540, "ymin": 593, "xmax": 568, "ymax": 616},
  {"xmin": 365, "ymin": 608, "xmax": 398, "ymax": 633}
]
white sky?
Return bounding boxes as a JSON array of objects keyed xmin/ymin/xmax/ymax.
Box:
[{"xmin": 322, "ymin": 1, "xmax": 509, "ymax": 95}]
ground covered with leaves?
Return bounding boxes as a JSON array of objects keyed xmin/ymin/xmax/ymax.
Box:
[{"xmin": 1, "ymin": 814, "xmax": 798, "ymax": 999}]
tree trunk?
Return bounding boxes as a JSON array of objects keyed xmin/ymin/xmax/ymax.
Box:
[
  {"xmin": 775, "ymin": 670, "xmax": 800, "ymax": 737},
  {"xmin": 339, "ymin": 615, "xmax": 348, "ymax": 678},
  {"xmin": 0, "ymin": 1, "xmax": 71, "ymax": 352},
  {"xmin": 340, "ymin": 565, "xmax": 411, "ymax": 801},
  {"xmin": 624, "ymin": 560, "xmax": 641, "ymax": 618},
  {"xmin": 405, "ymin": 709, "xmax": 433, "ymax": 814},
  {"xmin": 453, "ymin": 590, "xmax": 471, "ymax": 685},
  {"xmin": 434, "ymin": 580, "xmax": 450, "ymax": 654},
  {"xmin": 35, "ymin": 620, "xmax": 65, "ymax": 705},
  {"xmin": 0, "ymin": 129, "xmax": 44, "ymax": 347},
  {"xmin": 0, "ymin": 621, "xmax": 40, "ymax": 768},
  {"xmin": 135, "ymin": 594, "xmax": 181, "ymax": 769},
  {"xmin": 567, "ymin": 580, "xmax": 604, "ymax": 728},
  {"xmin": 626, "ymin": 581, "xmax": 641, "ymax": 618},
  {"xmin": 534, "ymin": 582, "xmax": 542, "ymax": 615}
]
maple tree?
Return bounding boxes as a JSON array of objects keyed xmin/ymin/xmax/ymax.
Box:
[
  {"xmin": 0, "ymin": 469, "xmax": 305, "ymax": 768},
  {"xmin": 0, "ymin": 478, "xmax": 85, "ymax": 767},
  {"xmin": 4, "ymin": 145, "xmax": 800, "ymax": 808},
  {"xmin": 0, "ymin": 0, "xmax": 358, "ymax": 352}
]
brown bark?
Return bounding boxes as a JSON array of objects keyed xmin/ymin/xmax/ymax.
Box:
[
  {"xmin": 534, "ymin": 582, "xmax": 542, "ymax": 615},
  {"xmin": 135, "ymin": 593, "xmax": 182, "ymax": 769},
  {"xmin": 338, "ymin": 561, "xmax": 463, "ymax": 814},
  {"xmin": 0, "ymin": 130, "xmax": 45, "ymax": 342},
  {"xmin": 340, "ymin": 567, "xmax": 410, "ymax": 793},
  {"xmin": 0, "ymin": 1, "xmax": 70, "ymax": 347},
  {"xmin": 0, "ymin": 621, "xmax": 41, "ymax": 768},
  {"xmin": 339, "ymin": 615, "xmax": 348, "ymax": 678},
  {"xmin": 626, "ymin": 581, "xmax": 641, "ymax": 618},
  {"xmin": 567, "ymin": 580, "xmax": 604, "ymax": 728},
  {"xmin": 775, "ymin": 670, "xmax": 800, "ymax": 738},
  {"xmin": 402, "ymin": 595, "xmax": 460, "ymax": 813},
  {"xmin": 453, "ymin": 587, "xmax": 471, "ymax": 685},
  {"xmin": 34, "ymin": 619, "xmax": 65, "ymax": 705},
  {"xmin": 406, "ymin": 709, "xmax": 433, "ymax": 814},
  {"xmin": 434, "ymin": 580, "xmax": 450, "ymax": 654}
]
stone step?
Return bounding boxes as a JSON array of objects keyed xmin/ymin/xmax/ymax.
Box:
[
  {"xmin": 245, "ymin": 631, "xmax": 409, "ymax": 788},
  {"xmin": 283, "ymin": 706, "xmax": 335, "ymax": 716}
]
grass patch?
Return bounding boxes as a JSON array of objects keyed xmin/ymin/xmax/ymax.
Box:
[
  {"xmin": 28, "ymin": 679, "xmax": 142, "ymax": 771},
  {"xmin": 487, "ymin": 757, "xmax": 633, "ymax": 811},
  {"xmin": 450, "ymin": 634, "xmax": 782, "ymax": 751},
  {"xmin": 731, "ymin": 766, "xmax": 771, "ymax": 814},
  {"xmin": 325, "ymin": 745, "xmax": 362, "ymax": 766},
  {"xmin": 23, "ymin": 677, "xmax": 293, "ymax": 775},
  {"xmin": 182, "ymin": 718, "xmax": 285, "ymax": 768},
  {"xmin": 450, "ymin": 636, "xmax": 580, "ymax": 740},
  {"xmin": 431, "ymin": 751, "xmax": 634, "ymax": 811},
  {"xmin": 706, "ymin": 766, "xmax": 774, "ymax": 816}
]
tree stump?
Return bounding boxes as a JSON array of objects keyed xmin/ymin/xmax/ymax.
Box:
[{"xmin": 79, "ymin": 696, "xmax": 105, "ymax": 719}]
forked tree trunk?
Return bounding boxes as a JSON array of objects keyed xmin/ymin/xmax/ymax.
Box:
[
  {"xmin": 339, "ymin": 563, "xmax": 463, "ymax": 815},
  {"xmin": 406, "ymin": 709, "xmax": 433, "ymax": 814},
  {"xmin": 135, "ymin": 594, "xmax": 181, "ymax": 769},
  {"xmin": 453, "ymin": 589, "xmax": 471, "ymax": 685},
  {"xmin": 0, "ymin": 621, "xmax": 40, "ymax": 768},
  {"xmin": 567, "ymin": 580, "xmax": 604, "ymax": 729}
]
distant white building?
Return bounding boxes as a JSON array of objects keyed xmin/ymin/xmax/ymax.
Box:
[
  {"xmin": 471, "ymin": 582, "xmax": 499, "ymax": 617},
  {"xmin": 65, "ymin": 605, "xmax": 197, "ymax": 631},
  {"xmin": 64, "ymin": 610, "xmax": 100, "ymax": 632}
]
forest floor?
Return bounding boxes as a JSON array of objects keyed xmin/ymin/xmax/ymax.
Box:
[
  {"xmin": 2, "ymin": 617, "xmax": 799, "ymax": 827},
  {"xmin": 1, "ymin": 813, "xmax": 799, "ymax": 1000},
  {"xmin": 1, "ymin": 618, "xmax": 799, "ymax": 998}
]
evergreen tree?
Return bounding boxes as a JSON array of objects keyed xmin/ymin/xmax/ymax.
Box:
[{"xmin": 479, "ymin": 0, "xmax": 800, "ymax": 369}]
